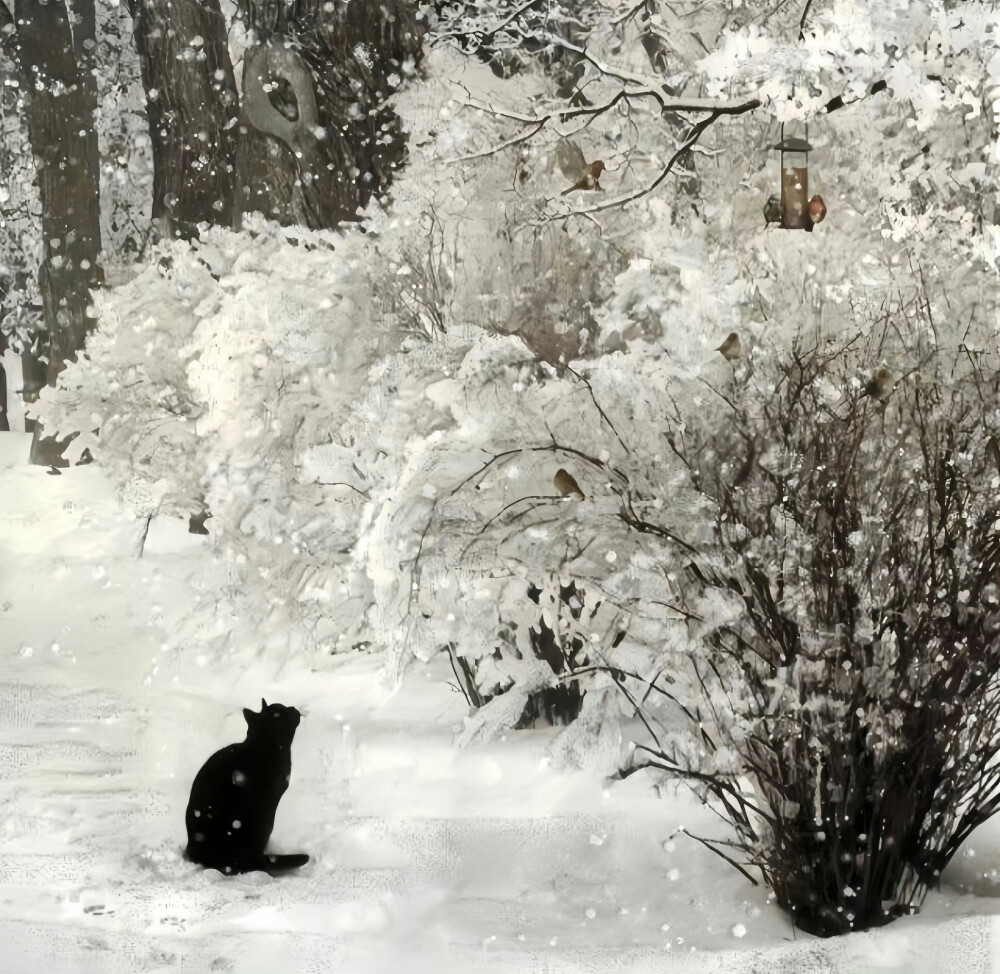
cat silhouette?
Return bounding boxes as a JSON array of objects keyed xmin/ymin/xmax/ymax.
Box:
[{"xmin": 185, "ymin": 699, "xmax": 309, "ymax": 875}]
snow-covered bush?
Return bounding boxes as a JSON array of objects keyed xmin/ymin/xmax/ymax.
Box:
[
  {"xmin": 621, "ymin": 313, "xmax": 1000, "ymax": 935},
  {"xmin": 28, "ymin": 211, "xmax": 646, "ymax": 688},
  {"xmin": 30, "ymin": 220, "xmax": 417, "ymax": 656},
  {"xmin": 445, "ymin": 575, "xmax": 626, "ymax": 730},
  {"xmin": 376, "ymin": 319, "xmax": 720, "ymax": 748}
]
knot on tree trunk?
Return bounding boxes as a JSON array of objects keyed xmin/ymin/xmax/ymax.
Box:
[{"xmin": 242, "ymin": 41, "xmax": 319, "ymax": 161}]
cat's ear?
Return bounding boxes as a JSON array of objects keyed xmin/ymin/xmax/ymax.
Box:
[
  {"xmin": 261, "ymin": 697, "xmax": 268, "ymax": 711},
  {"xmin": 243, "ymin": 708, "xmax": 257, "ymax": 726}
]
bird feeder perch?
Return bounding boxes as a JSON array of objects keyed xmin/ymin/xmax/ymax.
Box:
[{"xmin": 771, "ymin": 121, "xmax": 815, "ymax": 231}]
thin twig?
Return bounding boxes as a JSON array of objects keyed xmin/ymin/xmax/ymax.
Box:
[
  {"xmin": 559, "ymin": 109, "xmax": 738, "ymax": 217},
  {"xmin": 798, "ymin": 0, "xmax": 814, "ymax": 40},
  {"xmin": 564, "ymin": 364, "xmax": 630, "ymax": 457}
]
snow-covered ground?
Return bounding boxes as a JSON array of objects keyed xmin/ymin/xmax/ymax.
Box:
[{"xmin": 4, "ymin": 451, "xmax": 1000, "ymax": 973}]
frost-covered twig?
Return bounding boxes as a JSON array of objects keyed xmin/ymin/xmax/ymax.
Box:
[
  {"xmin": 550, "ymin": 108, "xmax": 731, "ymax": 218},
  {"xmin": 564, "ymin": 365, "xmax": 629, "ymax": 456}
]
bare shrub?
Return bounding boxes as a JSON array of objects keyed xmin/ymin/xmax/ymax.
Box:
[
  {"xmin": 376, "ymin": 208, "xmax": 455, "ymax": 339},
  {"xmin": 625, "ymin": 329, "xmax": 1000, "ymax": 936}
]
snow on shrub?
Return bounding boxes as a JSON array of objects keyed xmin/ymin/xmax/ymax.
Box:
[
  {"xmin": 29, "ymin": 209, "xmax": 667, "ymax": 712},
  {"xmin": 368, "ymin": 323, "xmax": 722, "ymax": 757},
  {"xmin": 30, "ymin": 219, "xmax": 450, "ymax": 657}
]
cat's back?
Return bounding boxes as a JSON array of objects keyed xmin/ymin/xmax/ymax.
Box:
[
  {"xmin": 191, "ymin": 741, "xmax": 241, "ymax": 779},
  {"xmin": 187, "ymin": 741, "xmax": 247, "ymax": 803}
]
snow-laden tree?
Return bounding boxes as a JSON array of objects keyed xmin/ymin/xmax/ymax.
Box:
[
  {"xmin": 0, "ymin": 5, "xmax": 41, "ymax": 401},
  {"xmin": 2, "ymin": 0, "xmax": 422, "ymax": 467},
  {"xmin": 426, "ymin": 0, "xmax": 998, "ymax": 289},
  {"xmin": 0, "ymin": 0, "xmax": 150, "ymax": 456},
  {"xmin": 0, "ymin": 0, "xmax": 104, "ymax": 461},
  {"xmin": 27, "ymin": 0, "xmax": 1000, "ymax": 809},
  {"xmin": 363, "ymin": 7, "xmax": 1000, "ymax": 922}
]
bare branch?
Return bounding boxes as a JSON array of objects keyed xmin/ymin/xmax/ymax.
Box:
[
  {"xmin": 677, "ymin": 829, "xmax": 761, "ymax": 887},
  {"xmin": 479, "ymin": 493, "xmax": 562, "ymax": 533},
  {"xmin": 553, "ymin": 106, "xmax": 755, "ymax": 218},
  {"xmin": 443, "ymin": 118, "xmax": 547, "ymax": 166},
  {"xmin": 564, "ymin": 365, "xmax": 630, "ymax": 457},
  {"xmin": 798, "ymin": 0, "xmax": 815, "ymax": 40},
  {"xmin": 459, "ymin": 89, "xmax": 761, "ymax": 129}
]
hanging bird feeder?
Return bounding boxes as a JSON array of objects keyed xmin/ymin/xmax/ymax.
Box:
[{"xmin": 767, "ymin": 121, "xmax": 825, "ymax": 232}]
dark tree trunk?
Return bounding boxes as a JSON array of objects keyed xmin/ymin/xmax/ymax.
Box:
[
  {"xmin": 235, "ymin": 0, "xmax": 422, "ymax": 229},
  {"xmin": 133, "ymin": 0, "xmax": 240, "ymax": 238},
  {"xmin": 129, "ymin": 0, "xmax": 420, "ymax": 234},
  {"xmin": 68, "ymin": 0, "xmax": 100, "ymax": 186},
  {"xmin": 0, "ymin": 0, "xmax": 14, "ymax": 433},
  {"xmin": 0, "ymin": 330, "xmax": 8, "ymax": 432},
  {"xmin": 14, "ymin": 0, "xmax": 104, "ymax": 465}
]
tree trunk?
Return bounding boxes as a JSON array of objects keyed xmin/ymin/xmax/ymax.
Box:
[
  {"xmin": 0, "ymin": 330, "xmax": 8, "ymax": 432},
  {"xmin": 235, "ymin": 0, "xmax": 422, "ymax": 229},
  {"xmin": 68, "ymin": 0, "xmax": 100, "ymax": 187},
  {"xmin": 133, "ymin": 0, "xmax": 240, "ymax": 238},
  {"xmin": 130, "ymin": 0, "xmax": 420, "ymax": 234},
  {"xmin": 14, "ymin": 0, "xmax": 104, "ymax": 465}
]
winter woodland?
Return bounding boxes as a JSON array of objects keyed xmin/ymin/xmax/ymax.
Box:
[{"xmin": 1, "ymin": 0, "xmax": 1000, "ymax": 970}]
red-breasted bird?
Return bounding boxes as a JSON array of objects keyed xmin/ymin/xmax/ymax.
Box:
[
  {"xmin": 561, "ymin": 160, "xmax": 606, "ymax": 195},
  {"xmin": 808, "ymin": 194, "xmax": 827, "ymax": 224},
  {"xmin": 554, "ymin": 468, "xmax": 585, "ymax": 499},
  {"xmin": 716, "ymin": 332, "xmax": 742, "ymax": 361}
]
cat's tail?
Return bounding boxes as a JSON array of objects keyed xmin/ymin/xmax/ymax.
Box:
[{"xmin": 262, "ymin": 852, "xmax": 309, "ymax": 874}]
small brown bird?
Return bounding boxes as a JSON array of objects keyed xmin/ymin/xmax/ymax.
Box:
[
  {"xmin": 808, "ymin": 194, "xmax": 827, "ymax": 225},
  {"xmin": 861, "ymin": 366, "xmax": 895, "ymax": 403},
  {"xmin": 763, "ymin": 194, "xmax": 782, "ymax": 226},
  {"xmin": 561, "ymin": 160, "xmax": 606, "ymax": 195},
  {"xmin": 554, "ymin": 468, "xmax": 585, "ymax": 499},
  {"xmin": 716, "ymin": 332, "xmax": 742, "ymax": 362}
]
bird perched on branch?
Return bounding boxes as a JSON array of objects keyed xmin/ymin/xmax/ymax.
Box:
[
  {"xmin": 763, "ymin": 195, "xmax": 781, "ymax": 226},
  {"xmin": 554, "ymin": 468, "xmax": 585, "ymax": 499},
  {"xmin": 861, "ymin": 367, "xmax": 895, "ymax": 403},
  {"xmin": 561, "ymin": 160, "xmax": 606, "ymax": 195},
  {"xmin": 808, "ymin": 194, "xmax": 827, "ymax": 225},
  {"xmin": 556, "ymin": 138, "xmax": 606, "ymax": 196},
  {"xmin": 716, "ymin": 332, "xmax": 742, "ymax": 362}
]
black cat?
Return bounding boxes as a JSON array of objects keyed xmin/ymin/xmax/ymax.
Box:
[{"xmin": 185, "ymin": 699, "xmax": 309, "ymax": 875}]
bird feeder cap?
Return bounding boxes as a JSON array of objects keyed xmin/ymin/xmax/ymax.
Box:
[{"xmin": 771, "ymin": 136, "xmax": 813, "ymax": 152}]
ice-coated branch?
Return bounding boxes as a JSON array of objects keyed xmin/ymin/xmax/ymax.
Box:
[
  {"xmin": 554, "ymin": 107, "xmax": 725, "ymax": 218},
  {"xmin": 459, "ymin": 89, "xmax": 762, "ymax": 128}
]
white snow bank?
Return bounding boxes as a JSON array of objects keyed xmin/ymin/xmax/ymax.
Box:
[{"xmin": 4, "ymin": 467, "xmax": 1000, "ymax": 974}]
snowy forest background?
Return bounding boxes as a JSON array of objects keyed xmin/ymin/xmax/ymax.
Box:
[{"xmin": 2, "ymin": 0, "xmax": 1000, "ymax": 969}]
